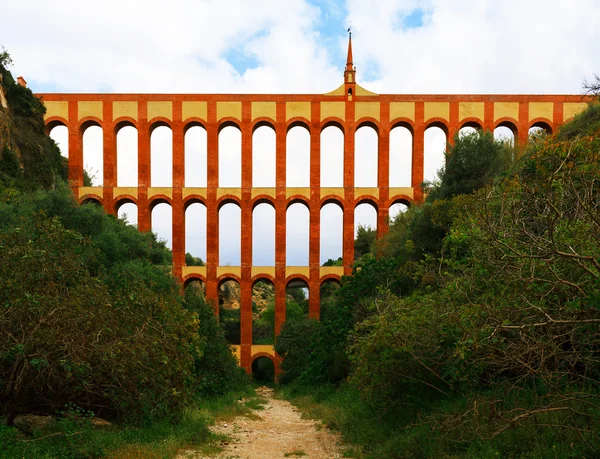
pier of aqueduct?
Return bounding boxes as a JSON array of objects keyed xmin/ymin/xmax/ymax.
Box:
[{"xmin": 36, "ymin": 39, "xmax": 588, "ymax": 372}]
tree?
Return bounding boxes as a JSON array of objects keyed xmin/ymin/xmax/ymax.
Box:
[{"xmin": 354, "ymin": 225, "xmax": 376, "ymax": 259}]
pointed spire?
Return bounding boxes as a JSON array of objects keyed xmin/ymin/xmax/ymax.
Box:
[{"xmin": 345, "ymin": 28, "xmax": 353, "ymax": 71}]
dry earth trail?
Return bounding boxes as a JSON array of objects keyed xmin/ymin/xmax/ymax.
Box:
[{"xmin": 180, "ymin": 386, "xmax": 343, "ymax": 459}]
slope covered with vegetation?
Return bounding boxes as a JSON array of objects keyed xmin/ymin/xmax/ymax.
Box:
[
  {"xmin": 277, "ymin": 103, "xmax": 600, "ymax": 457},
  {"xmin": 0, "ymin": 50, "xmax": 248, "ymax": 457}
]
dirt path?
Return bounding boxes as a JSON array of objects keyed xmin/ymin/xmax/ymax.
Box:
[{"xmin": 180, "ymin": 387, "xmax": 343, "ymax": 459}]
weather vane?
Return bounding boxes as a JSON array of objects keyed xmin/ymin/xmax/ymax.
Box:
[{"xmin": 347, "ymin": 23, "xmax": 352, "ymax": 37}]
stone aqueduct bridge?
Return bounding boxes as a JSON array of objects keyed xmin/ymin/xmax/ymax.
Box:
[{"xmin": 35, "ymin": 43, "xmax": 588, "ymax": 373}]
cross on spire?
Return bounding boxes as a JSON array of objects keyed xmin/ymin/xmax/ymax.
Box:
[{"xmin": 344, "ymin": 26, "xmax": 356, "ymax": 87}]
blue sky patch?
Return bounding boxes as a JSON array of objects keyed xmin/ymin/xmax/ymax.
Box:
[{"xmin": 399, "ymin": 8, "xmax": 427, "ymax": 30}]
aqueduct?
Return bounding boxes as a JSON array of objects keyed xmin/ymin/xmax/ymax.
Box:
[{"xmin": 36, "ymin": 36, "xmax": 589, "ymax": 373}]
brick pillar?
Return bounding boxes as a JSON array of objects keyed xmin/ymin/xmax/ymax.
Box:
[
  {"xmin": 412, "ymin": 102, "xmax": 425, "ymax": 203},
  {"xmin": 516, "ymin": 102, "xmax": 530, "ymax": 156},
  {"xmin": 102, "ymin": 101, "xmax": 116, "ymax": 215},
  {"xmin": 484, "ymin": 101, "xmax": 495, "ymax": 132},
  {"xmin": 309, "ymin": 102, "xmax": 321, "ymax": 319},
  {"xmin": 378, "ymin": 103, "xmax": 390, "ymax": 238},
  {"xmin": 172, "ymin": 104, "xmax": 185, "ymax": 281},
  {"xmin": 240, "ymin": 105, "xmax": 253, "ymax": 371},
  {"xmin": 68, "ymin": 101, "xmax": 83, "ymax": 188},
  {"xmin": 205, "ymin": 102, "xmax": 219, "ymax": 313},
  {"xmin": 275, "ymin": 102, "xmax": 287, "ymax": 335},
  {"xmin": 343, "ymin": 117, "xmax": 355, "ymax": 275},
  {"xmin": 137, "ymin": 102, "xmax": 151, "ymax": 232}
]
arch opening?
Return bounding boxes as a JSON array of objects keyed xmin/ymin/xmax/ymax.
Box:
[
  {"xmin": 185, "ymin": 125, "xmax": 207, "ymax": 187},
  {"xmin": 150, "ymin": 125, "xmax": 172, "ymax": 187},
  {"xmin": 219, "ymin": 202, "xmax": 241, "ymax": 266},
  {"xmin": 286, "ymin": 125, "xmax": 310, "ymax": 187},
  {"xmin": 117, "ymin": 202, "xmax": 138, "ymax": 226},
  {"xmin": 354, "ymin": 202, "xmax": 377, "ymax": 260},
  {"xmin": 82, "ymin": 124, "xmax": 103, "ymax": 186},
  {"xmin": 253, "ymin": 203, "xmax": 275, "ymax": 266},
  {"xmin": 219, "ymin": 125, "xmax": 242, "ymax": 187},
  {"xmin": 320, "ymin": 279, "xmax": 341, "ymax": 319},
  {"xmin": 320, "ymin": 202, "xmax": 343, "ymax": 265},
  {"xmin": 459, "ymin": 126, "xmax": 480, "ymax": 138},
  {"xmin": 354, "ymin": 125, "xmax": 378, "ymax": 187},
  {"xmin": 494, "ymin": 125, "xmax": 516, "ymax": 146},
  {"xmin": 151, "ymin": 202, "xmax": 172, "ymax": 250},
  {"xmin": 251, "ymin": 356, "xmax": 275, "ymax": 383},
  {"xmin": 286, "ymin": 278, "xmax": 309, "ymax": 324},
  {"xmin": 185, "ymin": 202, "xmax": 206, "ymax": 266},
  {"xmin": 286, "ymin": 202, "xmax": 309, "ymax": 266},
  {"xmin": 424, "ymin": 126, "xmax": 447, "ymax": 184},
  {"xmin": 219, "ymin": 279, "xmax": 241, "ymax": 345},
  {"xmin": 529, "ymin": 123, "xmax": 552, "ymax": 142},
  {"xmin": 49, "ymin": 125, "xmax": 68, "ymax": 158},
  {"xmin": 117, "ymin": 125, "xmax": 138, "ymax": 187},
  {"xmin": 389, "ymin": 202, "xmax": 409, "ymax": 222},
  {"xmin": 252, "ymin": 279, "xmax": 276, "ymax": 345},
  {"xmin": 320, "ymin": 125, "xmax": 344, "ymax": 187},
  {"xmin": 253, "ymin": 125, "xmax": 276, "ymax": 188},
  {"xmin": 389, "ymin": 125, "xmax": 412, "ymax": 187}
]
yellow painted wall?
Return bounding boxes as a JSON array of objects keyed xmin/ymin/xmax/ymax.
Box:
[
  {"xmin": 320, "ymin": 188, "xmax": 344, "ymax": 200},
  {"xmin": 113, "ymin": 101, "xmax": 138, "ymax": 121},
  {"xmin": 286, "ymin": 188, "xmax": 310, "ymax": 199},
  {"xmin": 324, "ymin": 84, "xmax": 345, "ymax": 96},
  {"xmin": 321, "ymin": 101, "xmax": 345, "ymax": 121},
  {"xmin": 529, "ymin": 102, "xmax": 554, "ymax": 122},
  {"xmin": 355, "ymin": 187, "xmax": 379, "ymax": 199},
  {"xmin": 320, "ymin": 266, "xmax": 344, "ymax": 277},
  {"xmin": 459, "ymin": 102, "xmax": 484, "ymax": 123},
  {"xmin": 251, "ymin": 188, "xmax": 276, "ymax": 199},
  {"xmin": 182, "ymin": 101, "xmax": 207, "ymax": 121},
  {"xmin": 78, "ymin": 186, "xmax": 103, "ymax": 199},
  {"xmin": 389, "ymin": 187, "xmax": 414, "ymax": 199},
  {"xmin": 251, "ymin": 345, "xmax": 275, "ymax": 357},
  {"xmin": 78, "ymin": 101, "xmax": 103, "ymax": 121},
  {"xmin": 218, "ymin": 266, "xmax": 241, "ymax": 278},
  {"xmin": 217, "ymin": 101, "xmax": 242, "ymax": 122},
  {"xmin": 389, "ymin": 102, "xmax": 415, "ymax": 121},
  {"xmin": 183, "ymin": 187, "xmax": 207, "ymax": 198},
  {"xmin": 148, "ymin": 187, "xmax": 173, "ymax": 199},
  {"xmin": 355, "ymin": 102, "xmax": 380, "ymax": 121},
  {"xmin": 113, "ymin": 187, "xmax": 139, "ymax": 199},
  {"xmin": 286, "ymin": 266, "xmax": 310, "ymax": 278},
  {"xmin": 286, "ymin": 101, "xmax": 311, "ymax": 121},
  {"xmin": 493, "ymin": 102, "xmax": 519, "ymax": 122},
  {"xmin": 252, "ymin": 266, "xmax": 276, "ymax": 278},
  {"xmin": 251, "ymin": 101, "xmax": 276, "ymax": 121},
  {"xmin": 217, "ymin": 187, "xmax": 242, "ymax": 199},
  {"xmin": 424, "ymin": 102, "xmax": 449, "ymax": 122},
  {"xmin": 182, "ymin": 266, "xmax": 207, "ymax": 278},
  {"xmin": 563, "ymin": 102, "xmax": 588, "ymax": 120},
  {"xmin": 147, "ymin": 101, "xmax": 172, "ymax": 121},
  {"xmin": 43, "ymin": 101, "xmax": 69, "ymax": 121}
]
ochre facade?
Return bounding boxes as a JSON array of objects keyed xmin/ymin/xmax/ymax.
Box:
[{"xmin": 36, "ymin": 40, "xmax": 589, "ymax": 374}]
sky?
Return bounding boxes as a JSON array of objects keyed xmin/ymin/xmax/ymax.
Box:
[{"xmin": 4, "ymin": 0, "xmax": 599, "ymax": 266}]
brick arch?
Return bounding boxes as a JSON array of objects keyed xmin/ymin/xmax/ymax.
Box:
[
  {"xmin": 113, "ymin": 118, "xmax": 138, "ymax": 133},
  {"xmin": 250, "ymin": 353, "xmax": 277, "ymax": 370},
  {"xmin": 217, "ymin": 274, "xmax": 242, "ymax": 286},
  {"xmin": 355, "ymin": 118, "xmax": 380, "ymax": 134},
  {"xmin": 390, "ymin": 118, "xmax": 416, "ymax": 134},
  {"xmin": 286, "ymin": 118, "xmax": 311, "ymax": 133},
  {"xmin": 252, "ymin": 274, "xmax": 276, "ymax": 286},
  {"xmin": 425, "ymin": 119, "xmax": 450, "ymax": 136},
  {"xmin": 79, "ymin": 117, "xmax": 103, "ymax": 133},
  {"xmin": 217, "ymin": 195, "xmax": 242, "ymax": 209},
  {"xmin": 459, "ymin": 118, "xmax": 484, "ymax": 130},
  {"xmin": 183, "ymin": 195, "xmax": 207, "ymax": 210},
  {"xmin": 251, "ymin": 195, "xmax": 276, "ymax": 210},
  {"xmin": 79, "ymin": 194, "xmax": 103, "ymax": 206},
  {"xmin": 148, "ymin": 118, "xmax": 172, "ymax": 134},
  {"xmin": 183, "ymin": 119, "xmax": 207, "ymax": 133},
  {"xmin": 529, "ymin": 118, "xmax": 554, "ymax": 134},
  {"xmin": 320, "ymin": 196, "xmax": 344, "ymax": 210},
  {"xmin": 387, "ymin": 195, "xmax": 411, "ymax": 208},
  {"xmin": 285, "ymin": 274, "xmax": 310, "ymax": 287},
  {"xmin": 320, "ymin": 274, "xmax": 342, "ymax": 285},
  {"xmin": 320, "ymin": 118, "xmax": 346, "ymax": 133},
  {"xmin": 183, "ymin": 275, "xmax": 207, "ymax": 287},
  {"xmin": 354, "ymin": 195, "xmax": 380, "ymax": 210},
  {"xmin": 113, "ymin": 195, "xmax": 138, "ymax": 214},
  {"xmin": 495, "ymin": 118, "xmax": 519, "ymax": 136},
  {"xmin": 148, "ymin": 195, "xmax": 172, "ymax": 210},
  {"xmin": 251, "ymin": 118, "xmax": 276, "ymax": 132},
  {"xmin": 45, "ymin": 117, "xmax": 68, "ymax": 134},
  {"xmin": 286, "ymin": 196, "xmax": 310, "ymax": 209},
  {"xmin": 217, "ymin": 119, "xmax": 242, "ymax": 133}
]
